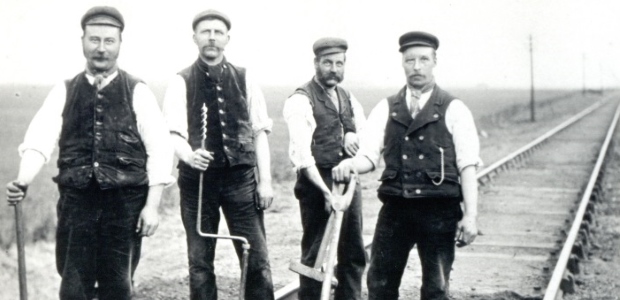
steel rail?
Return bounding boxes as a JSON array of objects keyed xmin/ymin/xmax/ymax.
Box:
[
  {"xmin": 274, "ymin": 96, "xmax": 613, "ymax": 300},
  {"xmin": 477, "ymin": 98, "xmax": 607, "ymax": 185},
  {"xmin": 543, "ymin": 100, "xmax": 620, "ymax": 299}
]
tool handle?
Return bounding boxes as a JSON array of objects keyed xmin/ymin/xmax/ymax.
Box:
[
  {"xmin": 239, "ymin": 248, "xmax": 250, "ymax": 300},
  {"xmin": 14, "ymin": 200, "xmax": 28, "ymax": 300},
  {"xmin": 320, "ymin": 210, "xmax": 343, "ymax": 300}
]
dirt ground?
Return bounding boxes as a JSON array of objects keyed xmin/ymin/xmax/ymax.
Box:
[{"xmin": 1, "ymin": 93, "xmax": 619, "ymax": 300}]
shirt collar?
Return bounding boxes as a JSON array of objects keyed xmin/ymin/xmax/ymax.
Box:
[
  {"xmin": 85, "ymin": 70, "xmax": 119, "ymax": 88},
  {"xmin": 406, "ymin": 86, "xmax": 433, "ymax": 110}
]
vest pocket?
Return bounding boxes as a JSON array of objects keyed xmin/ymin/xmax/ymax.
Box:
[
  {"xmin": 117, "ymin": 157, "xmax": 146, "ymax": 167},
  {"xmin": 239, "ymin": 141, "xmax": 255, "ymax": 152},
  {"xmin": 379, "ymin": 169, "xmax": 399, "ymax": 181},
  {"xmin": 425, "ymin": 171, "xmax": 460, "ymax": 184},
  {"xmin": 57, "ymin": 156, "xmax": 90, "ymax": 168},
  {"xmin": 118, "ymin": 132, "xmax": 141, "ymax": 144}
]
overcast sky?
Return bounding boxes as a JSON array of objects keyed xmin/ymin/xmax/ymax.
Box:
[{"xmin": 1, "ymin": 0, "xmax": 619, "ymax": 89}]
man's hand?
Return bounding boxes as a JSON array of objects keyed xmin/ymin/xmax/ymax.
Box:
[
  {"xmin": 6, "ymin": 181, "xmax": 28, "ymax": 205},
  {"xmin": 343, "ymin": 132, "xmax": 359, "ymax": 157},
  {"xmin": 456, "ymin": 213, "xmax": 478, "ymax": 247},
  {"xmin": 136, "ymin": 204, "xmax": 159, "ymax": 237},
  {"xmin": 256, "ymin": 181, "xmax": 274, "ymax": 210},
  {"xmin": 322, "ymin": 190, "xmax": 334, "ymax": 213},
  {"xmin": 185, "ymin": 149, "xmax": 213, "ymax": 171},
  {"xmin": 332, "ymin": 158, "xmax": 355, "ymax": 183}
]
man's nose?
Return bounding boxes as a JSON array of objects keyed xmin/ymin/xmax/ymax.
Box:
[
  {"xmin": 413, "ymin": 59, "xmax": 422, "ymax": 70},
  {"xmin": 96, "ymin": 41, "xmax": 106, "ymax": 52}
]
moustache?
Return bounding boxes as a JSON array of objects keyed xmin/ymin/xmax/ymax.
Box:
[
  {"xmin": 92, "ymin": 55, "xmax": 108, "ymax": 60},
  {"xmin": 203, "ymin": 44, "xmax": 222, "ymax": 51},
  {"xmin": 325, "ymin": 74, "xmax": 343, "ymax": 81}
]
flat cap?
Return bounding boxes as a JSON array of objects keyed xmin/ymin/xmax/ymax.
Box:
[
  {"xmin": 313, "ymin": 37, "xmax": 348, "ymax": 57},
  {"xmin": 398, "ymin": 31, "xmax": 439, "ymax": 52},
  {"xmin": 81, "ymin": 6, "xmax": 124, "ymax": 32},
  {"xmin": 193, "ymin": 9, "xmax": 231, "ymax": 30}
]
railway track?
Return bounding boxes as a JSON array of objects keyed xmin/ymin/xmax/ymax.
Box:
[{"xmin": 274, "ymin": 93, "xmax": 620, "ymax": 300}]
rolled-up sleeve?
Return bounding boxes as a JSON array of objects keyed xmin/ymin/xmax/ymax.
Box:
[
  {"xmin": 133, "ymin": 83, "xmax": 174, "ymax": 186},
  {"xmin": 246, "ymin": 70, "xmax": 273, "ymax": 135},
  {"xmin": 446, "ymin": 99, "xmax": 483, "ymax": 172},
  {"xmin": 162, "ymin": 75, "xmax": 189, "ymax": 140},
  {"xmin": 349, "ymin": 92, "xmax": 366, "ymax": 132},
  {"xmin": 18, "ymin": 82, "xmax": 66, "ymax": 162},
  {"xmin": 283, "ymin": 93, "xmax": 316, "ymax": 170},
  {"xmin": 356, "ymin": 98, "xmax": 389, "ymax": 169}
]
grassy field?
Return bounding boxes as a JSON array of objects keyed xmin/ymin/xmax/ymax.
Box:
[{"xmin": 0, "ymin": 82, "xmax": 579, "ymax": 249}]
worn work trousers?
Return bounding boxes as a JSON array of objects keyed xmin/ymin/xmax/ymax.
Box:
[
  {"xmin": 178, "ymin": 165, "xmax": 274, "ymax": 300},
  {"xmin": 367, "ymin": 195, "xmax": 463, "ymax": 300},
  {"xmin": 294, "ymin": 167, "xmax": 366, "ymax": 300},
  {"xmin": 55, "ymin": 181, "xmax": 147, "ymax": 300}
]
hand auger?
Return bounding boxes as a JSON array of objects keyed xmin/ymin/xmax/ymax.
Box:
[{"xmin": 196, "ymin": 103, "xmax": 250, "ymax": 300}]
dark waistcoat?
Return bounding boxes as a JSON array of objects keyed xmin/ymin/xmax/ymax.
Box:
[
  {"xmin": 178, "ymin": 58, "xmax": 255, "ymax": 172},
  {"xmin": 294, "ymin": 79, "xmax": 356, "ymax": 169},
  {"xmin": 55, "ymin": 70, "xmax": 148, "ymax": 189},
  {"xmin": 378, "ymin": 85, "xmax": 461, "ymax": 199}
]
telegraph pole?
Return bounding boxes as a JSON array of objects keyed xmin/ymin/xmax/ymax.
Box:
[
  {"xmin": 600, "ymin": 62, "xmax": 604, "ymax": 95},
  {"xmin": 529, "ymin": 35, "xmax": 535, "ymax": 122},
  {"xmin": 582, "ymin": 53, "xmax": 586, "ymax": 96}
]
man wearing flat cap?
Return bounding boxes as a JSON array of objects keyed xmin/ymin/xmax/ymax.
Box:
[
  {"xmin": 283, "ymin": 37, "xmax": 367, "ymax": 300},
  {"xmin": 5, "ymin": 5, "xmax": 173, "ymax": 300},
  {"xmin": 333, "ymin": 31, "xmax": 482, "ymax": 300},
  {"xmin": 163, "ymin": 9, "xmax": 275, "ymax": 300}
]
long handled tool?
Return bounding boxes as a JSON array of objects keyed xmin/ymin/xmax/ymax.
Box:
[
  {"xmin": 10, "ymin": 182, "xmax": 28, "ymax": 300},
  {"xmin": 289, "ymin": 175, "xmax": 357, "ymax": 300},
  {"xmin": 196, "ymin": 104, "xmax": 250, "ymax": 300}
]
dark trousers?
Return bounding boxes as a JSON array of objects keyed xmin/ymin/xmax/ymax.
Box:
[
  {"xmin": 178, "ymin": 165, "xmax": 274, "ymax": 300},
  {"xmin": 367, "ymin": 195, "xmax": 463, "ymax": 300},
  {"xmin": 294, "ymin": 167, "xmax": 366, "ymax": 300},
  {"xmin": 55, "ymin": 182, "xmax": 147, "ymax": 300}
]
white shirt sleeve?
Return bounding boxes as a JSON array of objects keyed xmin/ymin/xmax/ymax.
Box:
[
  {"xmin": 133, "ymin": 83, "xmax": 175, "ymax": 186},
  {"xmin": 348, "ymin": 92, "xmax": 366, "ymax": 132},
  {"xmin": 162, "ymin": 74, "xmax": 189, "ymax": 140},
  {"xmin": 356, "ymin": 98, "xmax": 390, "ymax": 169},
  {"xmin": 245, "ymin": 69, "xmax": 273, "ymax": 135},
  {"xmin": 283, "ymin": 93, "xmax": 317, "ymax": 170},
  {"xmin": 445, "ymin": 99, "xmax": 483, "ymax": 171},
  {"xmin": 18, "ymin": 81, "xmax": 67, "ymax": 162}
]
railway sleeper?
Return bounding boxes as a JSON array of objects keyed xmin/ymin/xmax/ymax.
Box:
[
  {"xmin": 578, "ymin": 229, "xmax": 590, "ymax": 250},
  {"xmin": 571, "ymin": 241, "xmax": 587, "ymax": 260},
  {"xmin": 560, "ymin": 269, "xmax": 576, "ymax": 295},
  {"xmin": 586, "ymin": 202, "xmax": 596, "ymax": 214},
  {"xmin": 567, "ymin": 254, "xmax": 580, "ymax": 274},
  {"xmin": 579, "ymin": 222, "xmax": 591, "ymax": 237}
]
